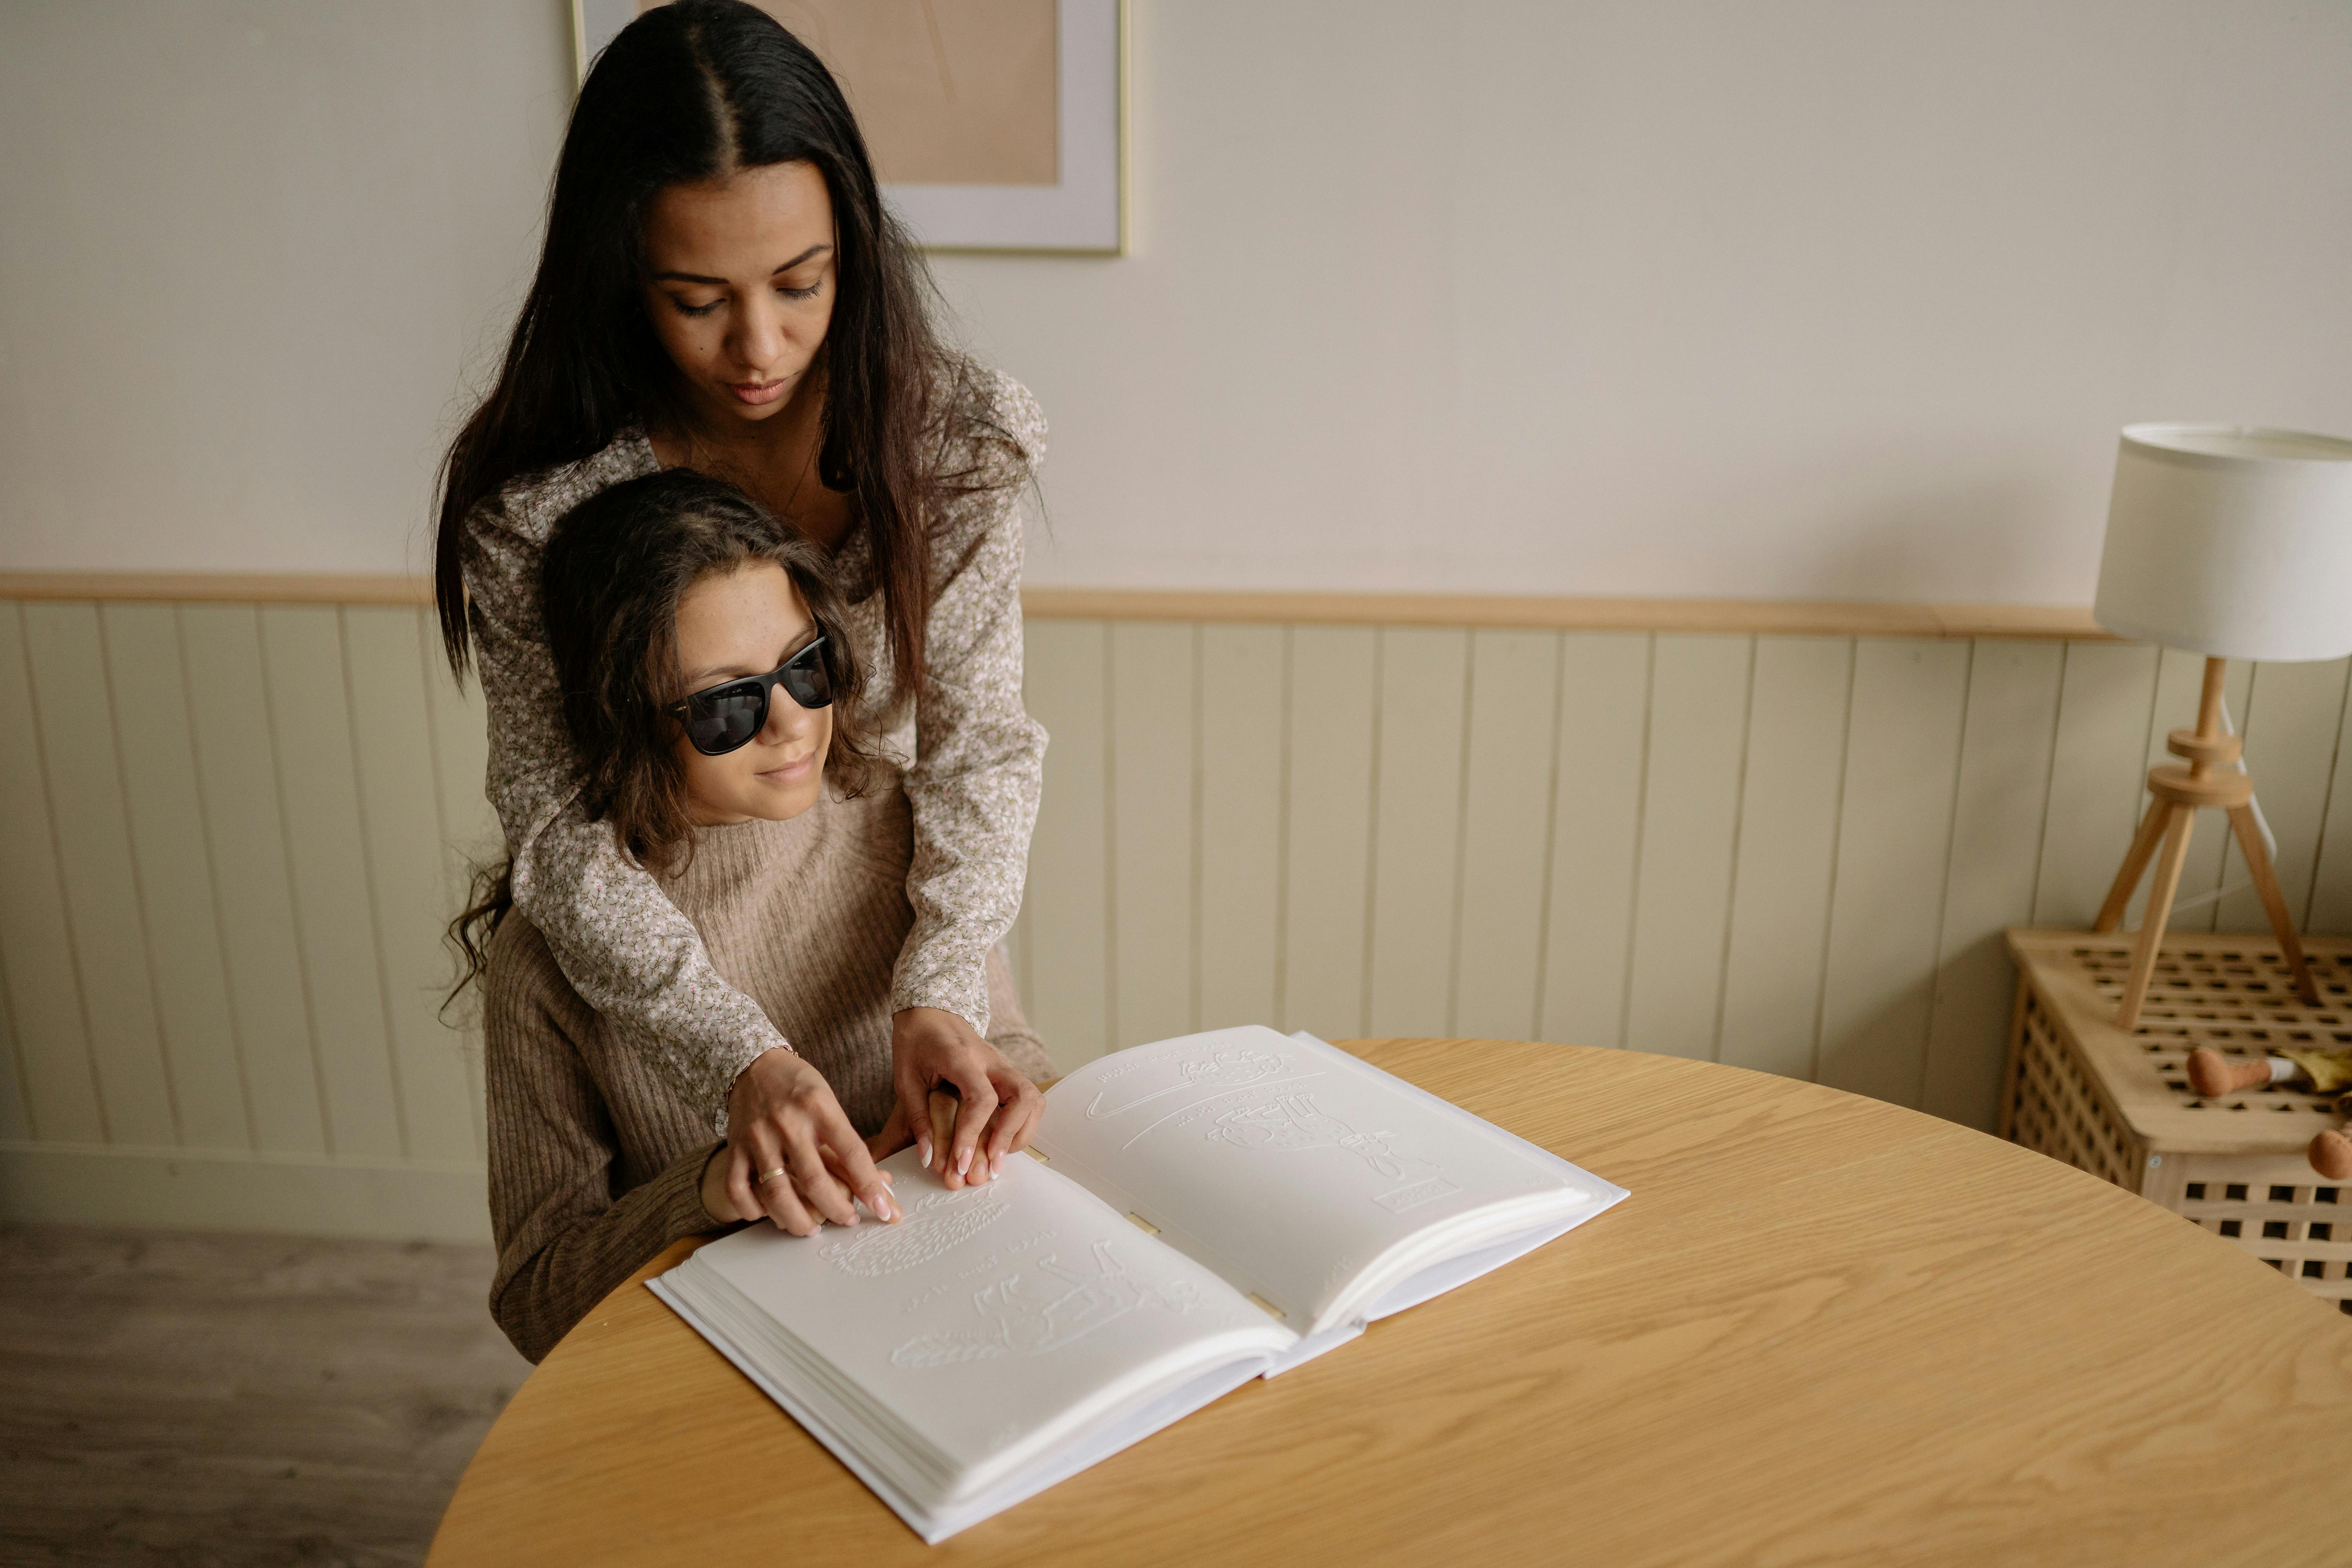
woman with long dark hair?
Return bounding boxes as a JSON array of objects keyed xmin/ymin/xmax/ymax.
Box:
[{"xmin": 434, "ymin": 0, "xmax": 1046, "ymax": 1236}]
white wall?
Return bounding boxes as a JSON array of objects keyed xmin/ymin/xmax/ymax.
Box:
[
  {"xmin": 953, "ymin": 0, "xmax": 2352, "ymax": 600},
  {"xmin": 6, "ymin": 2, "xmax": 2351, "ymax": 603},
  {"xmin": 0, "ymin": 0, "xmax": 573, "ymax": 575}
]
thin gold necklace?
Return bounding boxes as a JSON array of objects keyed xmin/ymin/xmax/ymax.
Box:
[
  {"xmin": 780, "ymin": 429, "xmax": 817, "ymax": 517},
  {"xmin": 680, "ymin": 406, "xmax": 817, "ymax": 518}
]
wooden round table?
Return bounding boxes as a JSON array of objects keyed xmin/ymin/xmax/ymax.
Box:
[{"xmin": 428, "ymin": 1040, "xmax": 2352, "ymax": 1565}]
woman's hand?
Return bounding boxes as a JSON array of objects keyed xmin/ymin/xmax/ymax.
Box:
[
  {"xmin": 719, "ymin": 1047, "xmax": 900, "ymax": 1234},
  {"xmin": 872, "ymin": 1008, "xmax": 1044, "ymax": 1189}
]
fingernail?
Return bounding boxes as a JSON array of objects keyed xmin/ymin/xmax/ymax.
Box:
[
  {"xmin": 991, "ymin": 1154, "xmax": 1004, "ymax": 1180},
  {"xmin": 956, "ymin": 1147, "xmax": 971, "ymax": 1177},
  {"xmin": 917, "ymin": 1136, "xmax": 932, "ymax": 1168},
  {"xmin": 872, "ymin": 1191, "xmax": 899, "ymax": 1221}
]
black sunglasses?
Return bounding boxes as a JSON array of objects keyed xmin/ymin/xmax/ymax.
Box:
[{"xmin": 668, "ymin": 636, "xmax": 834, "ymax": 756}]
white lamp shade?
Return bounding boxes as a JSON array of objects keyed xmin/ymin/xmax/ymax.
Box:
[{"xmin": 2093, "ymin": 425, "xmax": 2352, "ymax": 662}]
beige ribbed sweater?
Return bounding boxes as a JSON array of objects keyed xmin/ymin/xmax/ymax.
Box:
[{"xmin": 483, "ymin": 769, "xmax": 1052, "ymax": 1363}]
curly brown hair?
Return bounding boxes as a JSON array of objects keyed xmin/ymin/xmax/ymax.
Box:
[{"xmin": 447, "ymin": 468, "xmax": 887, "ymax": 998}]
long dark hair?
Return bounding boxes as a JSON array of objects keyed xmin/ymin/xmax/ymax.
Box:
[
  {"xmin": 434, "ymin": 0, "xmax": 988, "ymax": 693},
  {"xmin": 447, "ymin": 468, "xmax": 886, "ymax": 996}
]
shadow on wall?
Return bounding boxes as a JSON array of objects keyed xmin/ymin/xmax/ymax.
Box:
[
  {"xmin": 1813, "ymin": 934, "xmax": 2018, "ymax": 1135},
  {"xmin": 1608, "ymin": 448, "xmax": 2065, "ymax": 605},
  {"xmin": 1798, "ymin": 470, "xmax": 2065, "ymax": 605}
]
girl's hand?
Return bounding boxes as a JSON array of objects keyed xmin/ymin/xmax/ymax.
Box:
[
  {"xmin": 706, "ymin": 1140, "xmax": 884, "ymax": 1227},
  {"xmin": 878, "ymin": 1008, "xmax": 1044, "ymax": 1189},
  {"xmin": 720, "ymin": 1047, "xmax": 900, "ymax": 1234},
  {"xmin": 699, "ymin": 1143, "xmax": 737, "ymax": 1226}
]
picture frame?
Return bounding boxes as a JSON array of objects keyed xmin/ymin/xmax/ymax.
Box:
[{"xmin": 572, "ymin": 0, "xmax": 1127, "ymax": 254}]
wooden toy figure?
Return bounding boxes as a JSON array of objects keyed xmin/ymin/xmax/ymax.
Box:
[{"xmin": 2185, "ymin": 1047, "xmax": 2352, "ymax": 1180}]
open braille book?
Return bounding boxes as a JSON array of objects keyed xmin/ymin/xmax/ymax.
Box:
[{"xmin": 648, "ymin": 1026, "xmax": 1627, "ymax": 1543}]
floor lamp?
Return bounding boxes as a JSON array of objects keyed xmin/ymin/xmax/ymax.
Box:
[{"xmin": 2090, "ymin": 424, "xmax": 2352, "ymax": 1030}]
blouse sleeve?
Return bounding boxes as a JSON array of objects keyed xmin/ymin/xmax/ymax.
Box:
[
  {"xmin": 463, "ymin": 461, "xmax": 787, "ymax": 1134},
  {"xmin": 888, "ymin": 371, "xmax": 1052, "ymax": 1033}
]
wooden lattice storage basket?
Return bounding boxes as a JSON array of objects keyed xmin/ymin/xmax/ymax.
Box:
[{"xmin": 2003, "ymin": 929, "xmax": 2352, "ymax": 1314}]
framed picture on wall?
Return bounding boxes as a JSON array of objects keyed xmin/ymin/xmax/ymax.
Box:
[{"xmin": 572, "ymin": 0, "xmax": 1127, "ymax": 253}]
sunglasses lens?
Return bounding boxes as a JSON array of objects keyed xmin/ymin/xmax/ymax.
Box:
[
  {"xmin": 679, "ymin": 641, "xmax": 830, "ymax": 753},
  {"xmin": 780, "ymin": 642, "xmax": 834, "ymax": 710},
  {"xmin": 687, "ymin": 686, "xmax": 766, "ymax": 755}
]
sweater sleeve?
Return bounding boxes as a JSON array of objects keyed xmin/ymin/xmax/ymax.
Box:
[
  {"xmin": 463, "ymin": 459, "xmax": 784, "ymax": 1133},
  {"xmin": 888, "ymin": 370, "xmax": 1052, "ymax": 1032},
  {"xmin": 483, "ymin": 919, "xmax": 731, "ymax": 1365}
]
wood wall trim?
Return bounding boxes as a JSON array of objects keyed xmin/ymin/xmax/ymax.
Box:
[
  {"xmin": 1018, "ymin": 588, "xmax": 2114, "ymax": 640},
  {"xmin": 0, "ymin": 572, "xmax": 435, "ymax": 606},
  {"xmin": 0, "ymin": 572, "xmax": 2114, "ymax": 640}
]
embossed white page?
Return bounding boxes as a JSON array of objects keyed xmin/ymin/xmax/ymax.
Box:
[
  {"xmin": 664, "ymin": 1147, "xmax": 1291, "ymax": 1506},
  {"xmin": 1031, "ymin": 1027, "xmax": 1624, "ymax": 1332}
]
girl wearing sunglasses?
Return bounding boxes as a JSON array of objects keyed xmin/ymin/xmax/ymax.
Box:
[
  {"xmin": 431, "ymin": 2, "xmax": 1049, "ymax": 1234},
  {"xmin": 456, "ymin": 470, "xmax": 1050, "ymax": 1362}
]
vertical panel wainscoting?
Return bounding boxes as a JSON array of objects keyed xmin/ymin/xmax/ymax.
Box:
[
  {"xmin": 1016, "ymin": 620, "xmax": 2352, "ymax": 1143},
  {"xmin": 0, "ymin": 600, "xmax": 500, "ymax": 1241},
  {"xmin": 10, "ymin": 586, "xmax": 2352, "ymax": 1241}
]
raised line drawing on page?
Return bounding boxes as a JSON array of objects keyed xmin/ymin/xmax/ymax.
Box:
[
  {"xmin": 1205, "ymin": 1092, "xmax": 1462, "ymax": 1211},
  {"xmin": 1372, "ymin": 1177, "xmax": 1460, "ymax": 1213},
  {"xmin": 889, "ymin": 1240, "xmax": 1203, "ymax": 1368},
  {"xmin": 1116, "ymin": 1073, "xmax": 1328, "ymax": 1151},
  {"xmin": 1083, "ymin": 1038, "xmax": 1291, "ymax": 1120},
  {"xmin": 822, "ymin": 1185, "xmax": 1009, "ymax": 1278}
]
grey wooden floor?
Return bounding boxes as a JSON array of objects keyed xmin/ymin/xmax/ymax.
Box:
[{"xmin": 0, "ymin": 1224, "xmax": 530, "ymax": 1568}]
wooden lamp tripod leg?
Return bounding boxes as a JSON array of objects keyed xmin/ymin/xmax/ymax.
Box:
[
  {"xmin": 2094, "ymin": 798, "xmax": 2173, "ymax": 935},
  {"xmin": 2116, "ymin": 804, "xmax": 2196, "ymax": 1033},
  {"xmin": 2227, "ymin": 805, "xmax": 2323, "ymax": 1005},
  {"xmin": 2098, "ymin": 657, "xmax": 2320, "ymax": 1025}
]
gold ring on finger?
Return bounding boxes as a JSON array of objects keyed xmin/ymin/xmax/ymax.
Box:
[{"xmin": 755, "ymin": 1167, "xmax": 789, "ymax": 1185}]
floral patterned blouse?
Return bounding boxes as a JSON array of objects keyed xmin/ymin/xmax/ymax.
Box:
[{"xmin": 460, "ymin": 367, "xmax": 1048, "ymax": 1134}]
